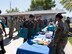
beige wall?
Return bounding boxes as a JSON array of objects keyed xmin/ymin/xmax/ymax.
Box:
[
  {"xmin": 0, "ymin": 14, "xmax": 56, "ymax": 26},
  {"xmin": 33, "ymin": 14, "xmax": 56, "ymax": 20}
]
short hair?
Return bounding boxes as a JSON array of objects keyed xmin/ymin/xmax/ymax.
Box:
[
  {"xmin": 56, "ymin": 13, "xmax": 63, "ymax": 19},
  {"xmin": 67, "ymin": 17, "xmax": 70, "ymax": 19},
  {"xmin": 29, "ymin": 14, "xmax": 34, "ymax": 18}
]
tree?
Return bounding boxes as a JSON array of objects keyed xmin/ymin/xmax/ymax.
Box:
[
  {"xmin": 60, "ymin": 0, "xmax": 72, "ymax": 11},
  {"xmin": 29, "ymin": 0, "xmax": 55, "ymax": 11},
  {"xmin": 6, "ymin": 7, "xmax": 19, "ymax": 13}
]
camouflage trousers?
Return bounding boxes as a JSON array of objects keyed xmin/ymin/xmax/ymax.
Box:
[
  {"xmin": 55, "ymin": 36, "xmax": 68, "ymax": 54},
  {"xmin": 49, "ymin": 35, "xmax": 68, "ymax": 54},
  {"xmin": 9, "ymin": 25, "xmax": 14, "ymax": 38}
]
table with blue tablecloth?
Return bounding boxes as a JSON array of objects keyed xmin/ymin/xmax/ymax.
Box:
[
  {"xmin": 16, "ymin": 25, "xmax": 55, "ymax": 54},
  {"xmin": 17, "ymin": 41, "xmax": 49, "ymax": 54},
  {"xmin": 16, "ymin": 34, "xmax": 50, "ymax": 54}
]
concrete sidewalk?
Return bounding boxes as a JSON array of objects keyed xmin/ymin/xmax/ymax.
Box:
[
  {"xmin": 4, "ymin": 37, "xmax": 23, "ymax": 54},
  {"xmin": 3, "ymin": 28, "xmax": 23, "ymax": 54},
  {"xmin": 64, "ymin": 41, "xmax": 72, "ymax": 54}
]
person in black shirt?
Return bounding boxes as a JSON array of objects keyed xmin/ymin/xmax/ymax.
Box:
[
  {"xmin": 43, "ymin": 19, "xmax": 48, "ymax": 27},
  {"xmin": 0, "ymin": 20, "xmax": 6, "ymax": 54}
]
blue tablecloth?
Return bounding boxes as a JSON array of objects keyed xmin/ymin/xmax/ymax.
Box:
[
  {"xmin": 16, "ymin": 41, "xmax": 49, "ymax": 54},
  {"xmin": 16, "ymin": 34, "xmax": 50, "ymax": 54},
  {"xmin": 16, "ymin": 25, "xmax": 54, "ymax": 54}
]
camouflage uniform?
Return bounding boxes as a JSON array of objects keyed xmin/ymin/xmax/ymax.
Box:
[
  {"xmin": 32, "ymin": 20, "xmax": 38, "ymax": 35},
  {"xmin": 37, "ymin": 19, "xmax": 44, "ymax": 32},
  {"xmin": 49, "ymin": 21, "xmax": 68, "ymax": 54},
  {"xmin": 54, "ymin": 21, "xmax": 68, "ymax": 54},
  {"xmin": 15, "ymin": 18, "xmax": 19, "ymax": 31},
  {"xmin": 8, "ymin": 16, "xmax": 14, "ymax": 38}
]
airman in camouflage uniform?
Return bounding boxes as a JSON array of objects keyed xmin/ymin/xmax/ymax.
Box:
[
  {"xmin": 54, "ymin": 13, "xmax": 68, "ymax": 54},
  {"xmin": 49, "ymin": 13, "xmax": 68, "ymax": 54},
  {"xmin": 37, "ymin": 15, "xmax": 44, "ymax": 32}
]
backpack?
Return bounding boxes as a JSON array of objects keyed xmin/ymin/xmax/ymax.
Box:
[
  {"xmin": 47, "ymin": 22, "xmax": 55, "ymax": 32},
  {"xmin": 0, "ymin": 23, "xmax": 3, "ymax": 34},
  {"xmin": 18, "ymin": 28, "xmax": 28, "ymax": 38}
]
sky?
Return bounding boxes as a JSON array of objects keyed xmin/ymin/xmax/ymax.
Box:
[
  {"xmin": 0, "ymin": 0, "xmax": 31, "ymax": 12},
  {"xmin": 0, "ymin": 0, "xmax": 72, "ymax": 17}
]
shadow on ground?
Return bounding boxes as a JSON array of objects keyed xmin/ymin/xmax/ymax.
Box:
[
  {"xmin": 3, "ymin": 36, "xmax": 19, "ymax": 46},
  {"xmin": 3, "ymin": 37, "xmax": 12, "ymax": 46},
  {"xmin": 13, "ymin": 35, "xmax": 19, "ymax": 40}
]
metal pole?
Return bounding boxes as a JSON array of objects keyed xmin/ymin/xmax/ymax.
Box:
[{"xmin": 10, "ymin": 1, "xmax": 12, "ymax": 11}]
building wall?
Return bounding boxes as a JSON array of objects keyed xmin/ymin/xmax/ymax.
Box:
[
  {"xmin": 0, "ymin": 13, "xmax": 57, "ymax": 27},
  {"xmin": 34, "ymin": 14, "xmax": 56, "ymax": 21}
]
